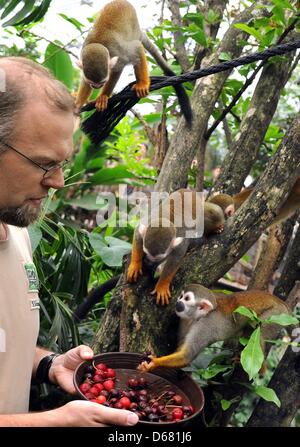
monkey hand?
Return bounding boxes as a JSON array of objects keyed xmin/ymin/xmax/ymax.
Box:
[
  {"xmin": 215, "ymin": 224, "xmax": 224, "ymax": 234},
  {"xmin": 151, "ymin": 281, "xmax": 171, "ymax": 306},
  {"xmin": 132, "ymin": 81, "xmax": 150, "ymax": 98},
  {"xmin": 95, "ymin": 93, "xmax": 109, "ymax": 111},
  {"xmin": 137, "ymin": 355, "xmax": 157, "ymax": 373},
  {"xmin": 127, "ymin": 261, "xmax": 143, "ymax": 283}
]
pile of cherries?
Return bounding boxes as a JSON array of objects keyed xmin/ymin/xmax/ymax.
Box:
[{"xmin": 78, "ymin": 361, "xmax": 194, "ymax": 422}]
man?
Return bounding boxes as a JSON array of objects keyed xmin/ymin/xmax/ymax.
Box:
[{"xmin": 0, "ymin": 57, "xmax": 139, "ymax": 427}]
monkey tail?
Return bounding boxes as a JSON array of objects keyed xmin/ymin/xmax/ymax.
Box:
[{"xmin": 141, "ymin": 33, "xmax": 193, "ymax": 126}]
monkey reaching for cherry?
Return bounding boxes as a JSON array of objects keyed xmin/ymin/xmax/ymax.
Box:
[
  {"xmin": 138, "ymin": 284, "xmax": 291, "ymax": 372},
  {"xmin": 75, "ymin": 0, "xmax": 192, "ymax": 124}
]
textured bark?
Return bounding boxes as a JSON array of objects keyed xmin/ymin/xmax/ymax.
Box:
[
  {"xmin": 167, "ymin": 0, "xmax": 190, "ymax": 72},
  {"xmin": 246, "ymin": 347, "xmax": 300, "ymax": 427},
  {"xmin": 248, "ymin": 226, "xmax": 285, "ymax": 290},
  {"xmin": 194, "ymin": 0, "xmax": 228, "ymax": 70},
  {"xmin": 213, "ymin": 49, "xmax": 295, "ymax": 195},
  {"xmin": 274, "ymin": 222, "xmax": 300, "ymax": 300},
  {"xmin": 195, "ymin": 136, "xmax": 207, "ymax": 191},
  {"xmin": 155, "ymin": 2, "xmax": 261, "ymax": 193}
]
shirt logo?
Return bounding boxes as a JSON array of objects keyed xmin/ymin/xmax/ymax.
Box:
[
  {"xmin": 30, "ymin": 298, "xmax": 40, "ymax": 310},
  {"xmin": 24, "ymin": 263, "xmax": 39, "ymax": 293}
]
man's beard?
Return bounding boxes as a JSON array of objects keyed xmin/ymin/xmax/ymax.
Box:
[{"xmin": 0, "ymin": 203, "xmax": 41, "ymax": 227}]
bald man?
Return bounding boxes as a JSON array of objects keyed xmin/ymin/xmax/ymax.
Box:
[{"xmin": 0, "ymin": 57, "xmax": 138, "ymax": 427}]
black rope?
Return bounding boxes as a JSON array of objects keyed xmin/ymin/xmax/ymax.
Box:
[{"xmin": 81, "ymin": 39, "xmax": 300, "ymax": 146}]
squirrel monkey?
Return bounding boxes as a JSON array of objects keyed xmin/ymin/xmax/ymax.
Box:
[
  {"xmin": 138, "ymin": 284, "xmax": 290, "ymax": 372},
  {"xmin": 75, "ymin": 0, "xmax": 192, "ymax": 124},
  {"xmin": 127, "ymin": 189, "xmax": 228, "ymax": 306},
  {"xmin": 208, "ymin": 176, "xmax": 300, "ymax": 226}
]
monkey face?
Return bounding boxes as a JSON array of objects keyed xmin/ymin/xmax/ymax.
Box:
[
  {"xmin": 176, "ymin": 288, "xmax": 215, "ymax": 320},
  {"xmin": 175, "ymin": 290, "xmax": 198, "ymax": 320},
  {"xmin": 143, "ymin": 248, "xmax": 168, "ymax": 265}
]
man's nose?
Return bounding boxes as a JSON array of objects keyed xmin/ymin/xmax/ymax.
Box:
[{"xmin": 41, "ymin": 168, "xmax": 65, "ymax": 190}]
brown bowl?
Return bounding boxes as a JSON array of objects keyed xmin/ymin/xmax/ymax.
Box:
[{"xmin": 73, "ymin": 352, "xmax": 205, "ymax": 428}]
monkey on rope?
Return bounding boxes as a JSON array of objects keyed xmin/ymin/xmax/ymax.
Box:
[{"xmin": 75, "ymin": 0, "xmax": 192, "ymax": 125}]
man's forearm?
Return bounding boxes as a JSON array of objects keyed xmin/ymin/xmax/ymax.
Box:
[{"xmin": 0, "ymin": 410, "xmax": 61, "ymax": 427}]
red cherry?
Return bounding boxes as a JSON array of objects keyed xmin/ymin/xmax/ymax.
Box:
[
  {"xmin": 118, "ymin": 397, "xmax": 131, "ymax": 409},
  {"xmin": 172, "ymin": 394, "xmax": 183, "ymax": 405},
  {"xmin": 114, "ymin": 402, "xmax": 124, "ymax": 409},
  {"xmin": 96, "ymin": 395, "xmax": 107, "ymax": 404},
  {"xmin": 94, "ymin": 383, "xmax": 104, "ymax": 392},
  {"xmin": 103, "ymin": 379, "xmax": 115, "ymax": 391},
  {"xmin": 96, "ymin": 363, "xmax": 107, "ymax": 371},
  {"xmin": 128, "ymin": 378, "xmax": 139, "ymax": 389},
  {"xmin": 106, "ymin": 368, "xmax": 116, "ymax": 379},
  {"xmin": 89, "ymin": 386, "xmax": 100, "ymax": 397},
  {"xmin": 79, "ymin": 383, "xmax": 90, "ymax": 393},
  {"xmin": 93, "ymin": 374, "xmax": 103, "ymax": 382},
  {"xmin": 172, "ymin": 407, "xmax": 184, "ymax": 420}
]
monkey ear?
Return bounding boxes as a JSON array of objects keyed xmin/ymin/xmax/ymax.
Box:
[
  {"xmin": 138, "ymin": 223, "xmax": 148, "ymax": 238},
  {"xmin": 225, "ymin": 204, "xmax": 235, "ymax": 217},
  {"xmin": 198, "ymin": 299, "xmax": 214, "ymax": 316},
  {"xmin": 109, "ymin": 56, "xmax": 119, "ymax": 69},
  {"xmin": 76, "ymin": 59, "xmax": 83, "ymax": 69},
  {"xmin": 171, "ymin": 237, "xmax": 184, "ymax": 248}
]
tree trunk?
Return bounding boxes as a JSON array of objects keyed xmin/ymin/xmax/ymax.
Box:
[{"xmin": 155, "ymin": 2, "xmax": 262, "ymax": 193}]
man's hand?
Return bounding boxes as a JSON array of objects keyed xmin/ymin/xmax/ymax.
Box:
[
  {"xmin": 48, "ymin": 345, "xmax": 93, "ymax": 393},
  {"xmin": 49, "ymin": 400, "xmax": 139, "ymax": 427}
]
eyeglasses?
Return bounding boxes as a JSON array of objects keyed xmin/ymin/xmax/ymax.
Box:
[{"xmin": 0, "ymin": 140, "xmax": 70, "ymax": 179}]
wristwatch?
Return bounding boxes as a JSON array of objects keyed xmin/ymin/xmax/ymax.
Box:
[{"xmin": 35, "ymin": 353, "xmax": 61, "ymax": 384}]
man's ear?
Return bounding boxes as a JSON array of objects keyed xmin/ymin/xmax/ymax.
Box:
[
  {"xmin": 198, "ymin": 299, "xmax": 214, "ymax": 316},
  {"xmin": 109, "ymin": 56, "xmax": 119, "ymax": 69}
]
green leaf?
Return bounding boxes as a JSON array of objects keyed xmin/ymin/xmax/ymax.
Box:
[
  {"xmin": 271, "ymin": 0, "xmax": 294, "ymax": 11},
  {"xmin": 234, "ymin": 306, "xmax": 259, "ymax": 322},
  {"xmin": 39, "ymin": 220, "xmax": 59, "ymax": 240},
  {"xmin": 239, "ymin": 336, "xmax": 249, "ymax": 346},
  {"xmin": 28, "ymin": 224, "xmax": 43, "ymax": 253},
  {"xmin": 64, "ymin": 194, "xmax": 109, "ymax": 211},
  {"xmin": 234, "ymin": 23, "xmax": 262, "ymax": 41},
  {"xmin": 16, "ymin": 0, "xmax": 51, "ymax": 25},
  {"xmin": 1, "ymin": 0, "xmax": 20, "ymax": 19},
  {"xmin": 219, "ymin": 52, "xmax": 231, "ymax": 61},
  {"xmin": 90, "ymin": 166, "xmax": 135, "ymax": 185},
  {"xmin": 240, "ymin": 327, "xmax": 264, "ymax": 380},
  {"xmin": 221, "ymin": 399, "xmax": 232, "ymax": 411},
  {"xmin": 3, "ymin": 0, "xmax": 35, "ymax": 26},
  {"xmin": 89, "ymin": 233, "xmax": 132, "ymax": 267},
  {"xmin": 272, "ymin": 6, "xmax": 286, "ymax": 25},
  {"xmin": 254, "ymin": 385, "xmax": 281, "ymax": 407},
  {"xmin": 58, "ymin": 13, "xmax": 84, "ymax": 32},
  {"xmin": 197, "ymin": 364, "xmax": 232, "ymax": 379},
  {"xmin": 263, "ymin": 313, "xmax": 298, "ymax": 326},
  {"xmin": 43, "ymin": 42, "xmax": 74, "ymax": 90},
  {"xmin": 207, "ymin": 8, "xmax": 219, "ymax": 24},
  {"xmin": 184, "ymin": 12, "xmax": 204, "ymax": 28}
]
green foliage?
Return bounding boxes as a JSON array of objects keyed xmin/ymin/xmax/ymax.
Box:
[
  {"xmin": 43, "ymin": 42, "xmax": 74, "ymax": 90},
  {"xmin": 1, "ymin": 0, "xmax": 51, "ymax": 27}
]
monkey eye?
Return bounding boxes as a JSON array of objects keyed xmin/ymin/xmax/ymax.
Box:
[{"xmin": 184, "ymin": 294, "xmax": 191, "ymax": 301}]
